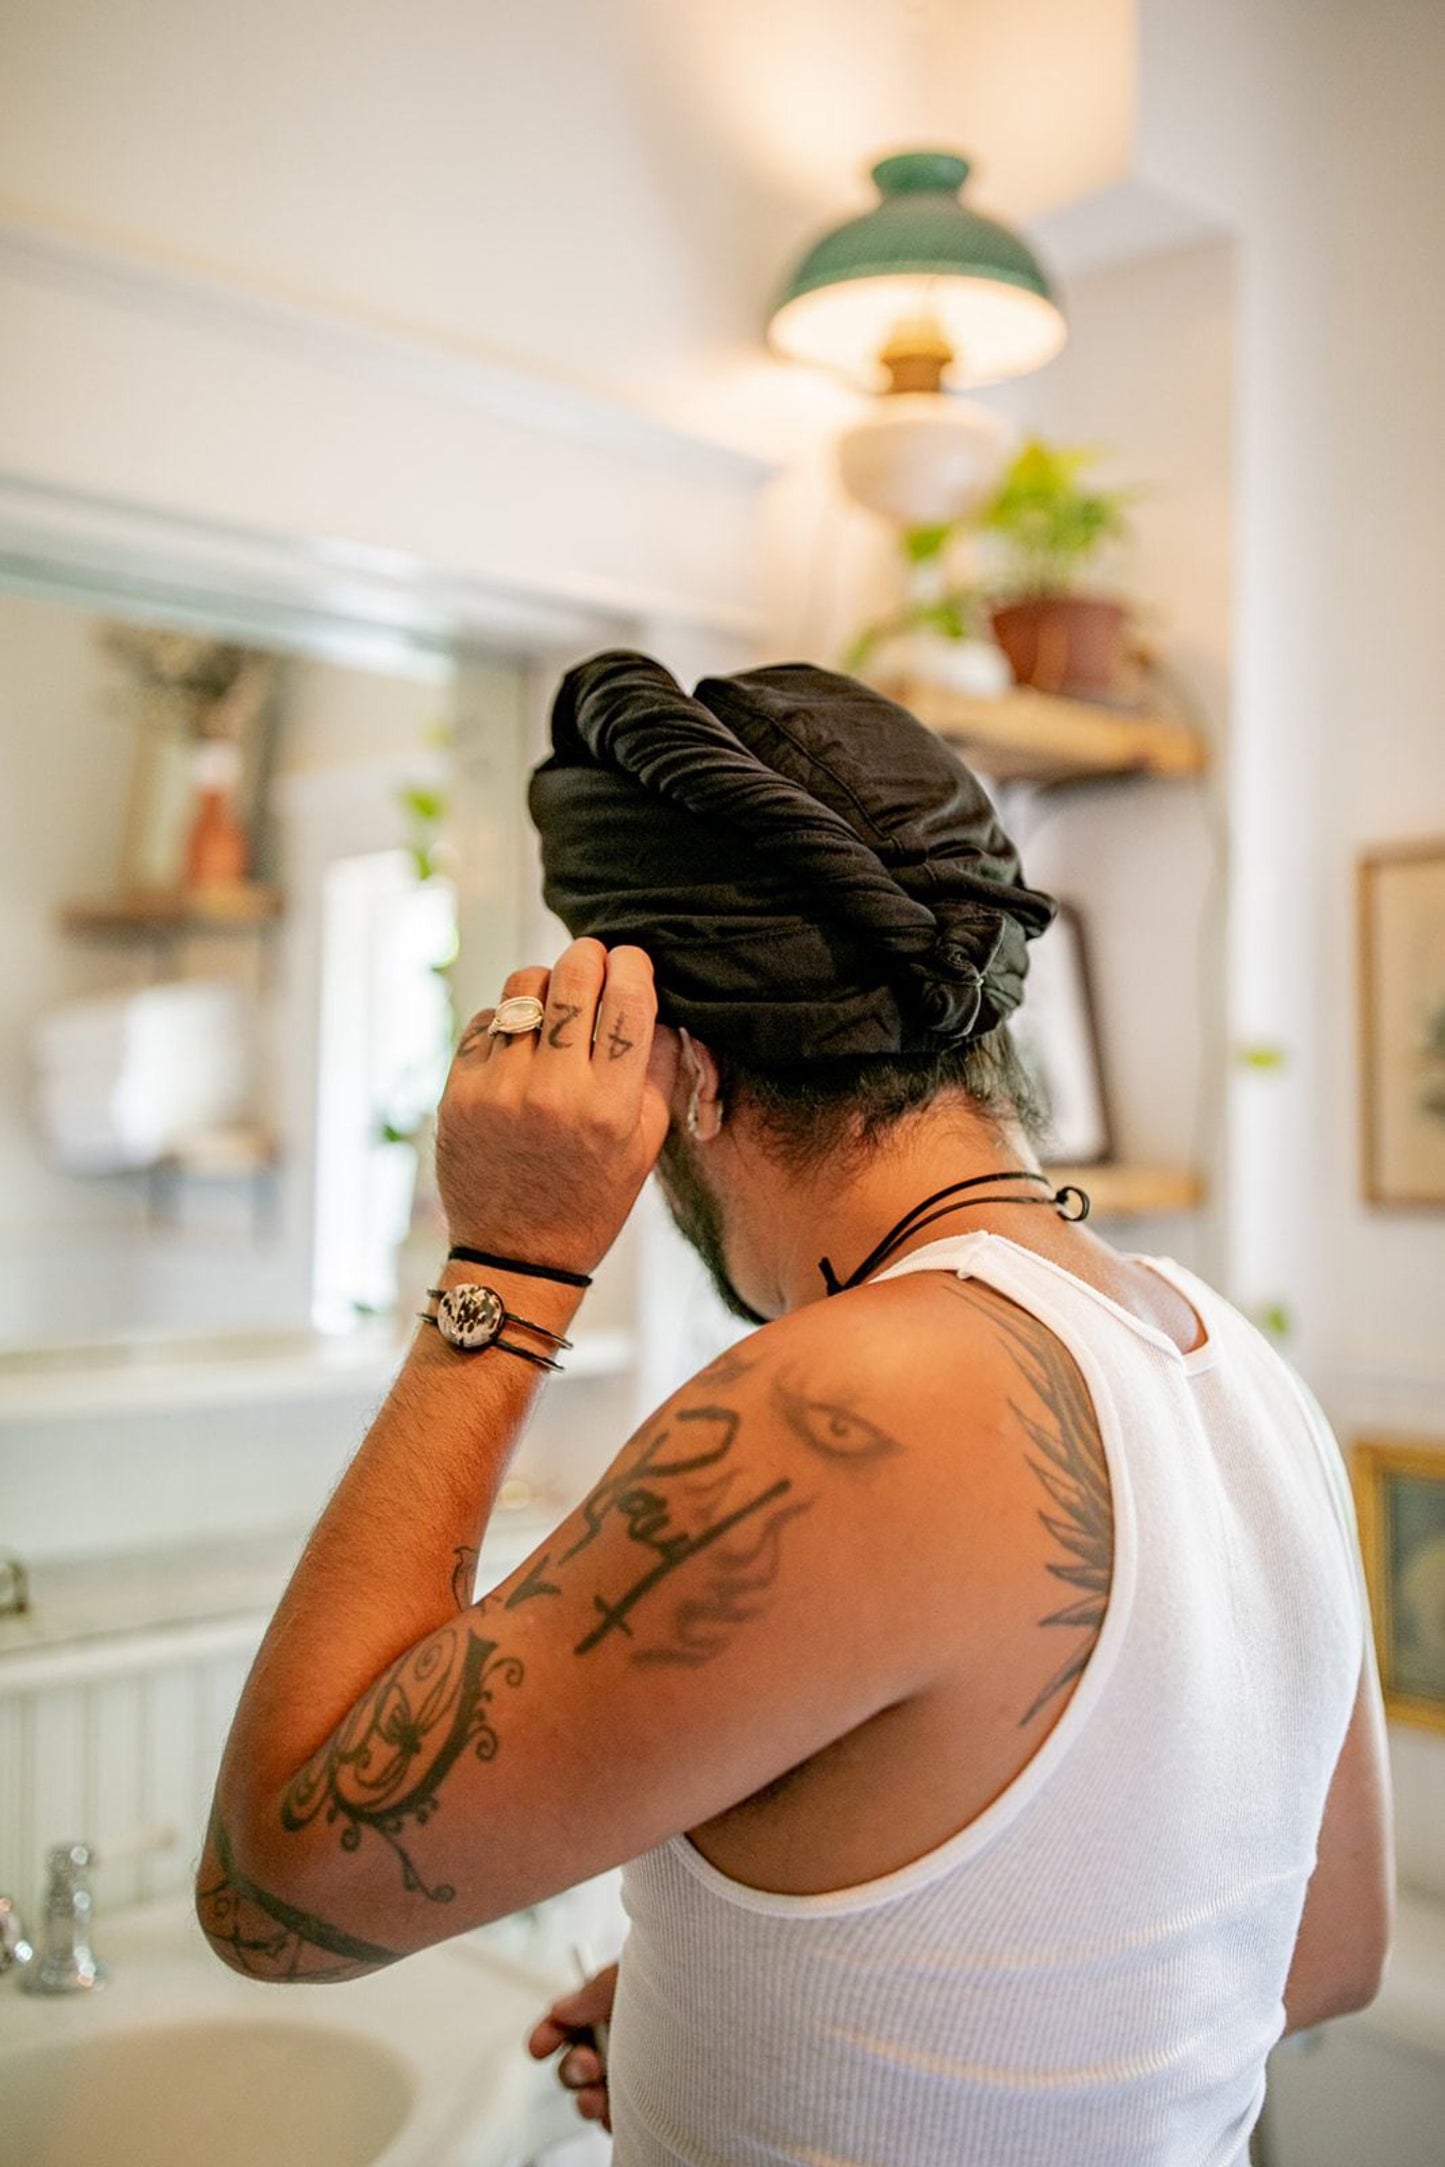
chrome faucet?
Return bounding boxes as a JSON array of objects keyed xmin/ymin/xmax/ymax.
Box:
[{"xmin": 19, "ymin": 1842, "xmax": 107, "ymax": 1994}]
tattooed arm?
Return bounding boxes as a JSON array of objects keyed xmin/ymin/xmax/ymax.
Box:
[
  {"xmin": 201, "ymin": 936, "xmax": 1108, "ymax": 1979},
  {"xmin": 199, "ymin": 1271, "xmax": 1028, "ymax": 1978}
]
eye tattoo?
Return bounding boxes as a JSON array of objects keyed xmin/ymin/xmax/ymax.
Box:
[
  {"xmin": 547, "ymin": 1001, "xmax": 582, "ymax": 1049},
  {"xmin": 770, "ymin": 1370, "xmax": 904, "ymax": 1464}
]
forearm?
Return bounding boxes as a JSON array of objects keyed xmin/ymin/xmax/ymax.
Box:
[
  {"xmin": 216, "ymin": 1258, "xmax": 584, "ymax": 1819},
  {"xmin": 198, "ymin": 937, "xmax": 674, "ymax": 1976}
]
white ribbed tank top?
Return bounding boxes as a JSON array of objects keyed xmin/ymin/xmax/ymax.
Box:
[{"xmin": 610, "ymin": 1232, "xmax": 1366, "ymax": 2167}]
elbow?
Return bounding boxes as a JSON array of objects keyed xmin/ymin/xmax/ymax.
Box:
[{"xmin": 195, "ymin": 1809, "xmax": 400, "ymax": 1986}]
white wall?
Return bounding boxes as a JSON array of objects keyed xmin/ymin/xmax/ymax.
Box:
[
  {"xmin": 1137, "ymin": 0, "xmax": 1445, "ymax": 1895},
  {"xmin": 1016, "ymin": 237, "xmax": 1235, "ymax": 1279}
]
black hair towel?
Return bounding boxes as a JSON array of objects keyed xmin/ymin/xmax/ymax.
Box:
[{"xmin": 527, "ymin": 651, "xmax": 1056, "ymax": 1064}]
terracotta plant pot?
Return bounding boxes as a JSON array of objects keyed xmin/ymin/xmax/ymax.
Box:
[{"xmin": 990, "ymin": 595, "xmax": 1128, "ymax": 701}]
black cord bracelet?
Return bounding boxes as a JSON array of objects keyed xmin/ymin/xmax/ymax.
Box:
[
  {"xmin": 417, "ymin": 1315, "xmax": 563, "ymax": 1370},
  {"xmin": 446, "ymin": 1245, "xmax": 593, "ymax": 1288}
]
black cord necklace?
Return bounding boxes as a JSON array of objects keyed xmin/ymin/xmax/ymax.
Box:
[{"xmin": 818, "ymin": 1170, "xmax": 1091, "ymax": 1297}]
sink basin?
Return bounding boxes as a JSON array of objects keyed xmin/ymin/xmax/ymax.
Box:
[
  {"xmin": 0, "ymin": 1897, "xmax": 586, "ymax": 2167},
  {"xmin": 7, "ymin": 2020, "xmax": 414, "ymax": 2167}
]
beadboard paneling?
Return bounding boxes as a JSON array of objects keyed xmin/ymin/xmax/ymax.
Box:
[{"xmin": 0, "ymin": 1620, "xmax": 262, "ymax": 1927}]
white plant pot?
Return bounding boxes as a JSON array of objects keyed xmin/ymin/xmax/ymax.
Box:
[{"xmin": 875, "ymin": 630, "xmax": 1012, "ymax": 699}]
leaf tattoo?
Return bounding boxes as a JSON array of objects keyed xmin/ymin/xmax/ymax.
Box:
[{"xmin": 944, "ymin": 1279, "xmax": 1114, "ymax": 1727}]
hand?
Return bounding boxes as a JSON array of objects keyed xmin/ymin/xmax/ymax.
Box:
[
  {"xmin": 527, "ymin": 1961, "xmax": 618, "ymax": 2132},
  {"xmin": 436, "ymin": 940, "xmax": 680, "ymax": 1276}
]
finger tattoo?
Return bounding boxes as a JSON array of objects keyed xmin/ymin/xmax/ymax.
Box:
[
  {"xmin": 547, "ymin": 1001, "xmax": 582, "ymax": 1049},
  {"xmin": 605, "ymin": 1017, "xmax": 635, "ymax": 1061}
]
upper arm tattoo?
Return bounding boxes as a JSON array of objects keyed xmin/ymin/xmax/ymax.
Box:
[
  {"xmin": 279, "ymin": 1623, "xmax": 524, "ymax": 1903},
  {"xmin": 943, "ymin": 1279, "xmax": 1114, "ymax": 1727},
  {"xmin": 560, "ymin": 1405, "xmax": 799, "ymax": 1657},
  {"xmin": 267, "ymin": 1348, "xmax": 897, "ymax": 1906},
  {"xmin": 770, "ymin": 1368, "xmax": 903, "ymax": 1464}
]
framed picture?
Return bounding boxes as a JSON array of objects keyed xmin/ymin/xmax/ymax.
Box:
[
  {"xmin": 1010, "ymin": 900, "xmax": 1112, "ymax": 1165},
  {"xmin": 1358, "ymin": 838, "xmax": 1445, "ymax": 1206},
  {"xmin": 1353, "ymin": 1436, "xmax": 1445, "ymax": 1733}
]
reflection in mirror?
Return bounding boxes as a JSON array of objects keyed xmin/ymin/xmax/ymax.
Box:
[{"xmin": 0, "ymin": 589, "xmax": 478, "ymax": 1359}]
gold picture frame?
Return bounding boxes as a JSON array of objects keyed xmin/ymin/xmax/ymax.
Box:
[
  {"xmin": 1352, "ymin": 1435, "xmax": 1445, "ymax": 1734},
  {"xmin": 1358, "ymin": 837, "xmax": 1445, "ymax": 1206}
]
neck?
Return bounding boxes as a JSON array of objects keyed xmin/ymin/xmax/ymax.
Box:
[{"xmin": 729, "ymin": 1110, "xmax": 1050, "ymax": 1316}]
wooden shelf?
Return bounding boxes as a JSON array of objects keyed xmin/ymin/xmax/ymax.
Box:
[
  {"xmin": 1046, "ymin": 1163, "xmax": 1205, "ymax": 1217},
  {"xmin": 151, "ymin": 1125, "xmax": 279, "ymax": 1180},
  {"xmin": 880, "ymin": 679, "xmax": 1206, "ymax": 786},
  {"xmin": 60, "ymin": 883, "xmax": 283, "ymax": 938}
]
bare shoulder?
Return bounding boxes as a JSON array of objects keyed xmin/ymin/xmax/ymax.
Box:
[{"xmin": 676, "ymin": 1269, "xmax": 1072, "ymax": 1558}]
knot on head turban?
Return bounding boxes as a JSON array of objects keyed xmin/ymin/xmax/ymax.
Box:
[{"xmin": 528, "ymin": 651, "xmax": 1056, "ymax": 1064}]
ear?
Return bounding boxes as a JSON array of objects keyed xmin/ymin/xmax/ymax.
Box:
[
  {"xmin": 679, "ymin": 1028, "xmax": 722, "ymax": 1101},
  {"xmin": 677, "ymin": 1028, "xmax": 726, "ymax": 1139}
]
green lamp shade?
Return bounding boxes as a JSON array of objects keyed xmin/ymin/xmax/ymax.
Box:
[{"xmin": 768, "ymin": 150, "xmax": 1065, "ymax": 390}]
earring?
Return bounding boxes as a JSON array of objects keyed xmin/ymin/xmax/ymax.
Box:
[{"xmin": 679, "ymin": 1028, "xmax": 719, "ymax": 1142}]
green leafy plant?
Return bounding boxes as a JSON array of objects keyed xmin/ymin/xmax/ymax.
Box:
[
  {"xmin": 844, "ymin": 522, "xmax": 986, "ymax": 674},
  {"xmin": 981, "ymin": 438, "xmax": 1134, "ymax": 599}
]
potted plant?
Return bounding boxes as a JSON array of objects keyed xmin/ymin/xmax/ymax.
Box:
[{"xmin": 980, "ymin": 438, "xmax": 1135, "ymax": 700}]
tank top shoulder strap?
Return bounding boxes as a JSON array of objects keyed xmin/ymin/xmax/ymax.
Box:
[{"xmin": 870, "ymin": 1231, "xmax": 1221, "ymax": 1376}]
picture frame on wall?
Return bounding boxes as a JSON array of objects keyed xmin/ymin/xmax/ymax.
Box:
[
  {"xmin": 1353, "ymin": 1435, "xmax": 1445, "ymax": 1734},
  {"xmin": 1009, "ymin": 900, "xmax": 1112, "ymax": 1166},
  {"xmin": 1358, "ymin": 837, "xmax": 1445, "ymax": 1206}
]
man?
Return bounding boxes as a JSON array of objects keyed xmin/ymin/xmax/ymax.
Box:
[{"xmin": 200, "ymin": 654, "xmax": 1391, "ymax": 2166}]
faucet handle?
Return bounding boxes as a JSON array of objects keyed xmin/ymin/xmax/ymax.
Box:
[{"xmin": 0, "ymin": 1894, "xmax": 34, "ymax": 1973}]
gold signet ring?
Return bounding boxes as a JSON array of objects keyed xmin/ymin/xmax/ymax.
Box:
[{"xmin": 488, "ymin": 995, "xmax": 547, "ymax": 1038}]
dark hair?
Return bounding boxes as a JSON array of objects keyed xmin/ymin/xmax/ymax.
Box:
[{"xmin": 717, "ymin": 1024, "xmax": 1047, "ymax": 1174}]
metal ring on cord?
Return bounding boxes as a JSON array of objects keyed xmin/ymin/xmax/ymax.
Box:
[{"xmin": 487, "ymin": 995, "xmax": 547, "ymax": 1038}]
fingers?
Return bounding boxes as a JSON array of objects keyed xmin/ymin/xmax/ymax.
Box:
[
  {"xmin": 559, "ymin": 2045, "xmax": 602, "ymax": 2088},
  {"xmin": 541, "ymin": 1961, "xmax": 618, "ymax": 2029},
  {"xmin": 592, "ymin": 945, "xmax": 656, "ymax": 1086},
  {"xmin": 538, "ymin": 939, "xmax": 608, "ymax": 1063},
  {"xmin": 455, "ymin": 1008, "xmax": 496, "ymax": 1061}
]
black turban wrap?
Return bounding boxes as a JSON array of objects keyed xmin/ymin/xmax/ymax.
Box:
[{"xmin": 528, "ymin": 651, "xmax": 1057, "ymax": 1065}]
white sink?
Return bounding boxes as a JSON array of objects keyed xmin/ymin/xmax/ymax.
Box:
[
  {"xmin": 0, "ymin": 1897, "xmax": 583, "ymax": 2167},
  {"xmin": 8, "ymin": 2020, "xmax": 413, "ymax": 2167}
]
